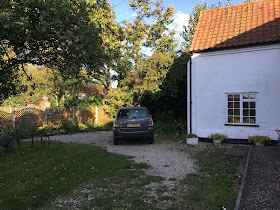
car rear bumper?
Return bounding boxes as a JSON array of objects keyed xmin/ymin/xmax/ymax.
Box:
[{"xmin": 113, "ymin": 127, "xmax": 154, "ymax": 139}]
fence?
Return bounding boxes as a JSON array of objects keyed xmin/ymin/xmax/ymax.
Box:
[
  {"xmin": 0, "ymin": 106, "xmax": 26, "ymax": 113},
  {"xmin": 0, "ymin": 106, "xmax": 110, "ymax": 129}
]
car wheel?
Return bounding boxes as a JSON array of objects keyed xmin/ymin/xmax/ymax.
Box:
[
  {"xmin": 114, "ymin": 138, "xmax": 119, "ymax": 145},
  {"xmin": 148, "ymin": 137, "xmax": 154, "ymax": 144}
]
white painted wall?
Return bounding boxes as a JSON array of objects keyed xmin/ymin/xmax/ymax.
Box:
[{"xmin": 188, "ymin": 44, "xmax": 280, "ymax": 140}]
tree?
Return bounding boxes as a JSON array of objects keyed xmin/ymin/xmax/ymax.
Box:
[
  {"xmin": 2, "ymin": 65, "xmax": 56, "ymax": 106},
  {"xmin": 141, "ymin": 51, "xmax": 190, "ymax": 121},
  {"xmin": 103, "ymin": 0, "xmax": 178, "ymax": 114},
  {"xmin": 116, "ymin": 0, "xmax": 176, "ymax": 83},
  {"xmin": 181, "ymin": 2, "xmax": 208, "ymax": 50},
  {"xmin": 132, "ymin": 52, "xmax": 175, "ymax": 104},
  {"xmin": 89, "ymin": 0, "xmax": 124, "ymax": 90},
  {"xmin": 121, "ymin": 0, "xmax": 177, "ymax": 94},
  {"xmin": 104, "ymin": 88, "xmax": 134, "ymax": 115},
  {"xmin": 0, "ymin": 0, "xmax": 107, "ymax": 102}
]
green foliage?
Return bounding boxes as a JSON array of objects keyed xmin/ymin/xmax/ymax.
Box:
[
  {"xmin": 208, "ymin": 133, "xmax": 228, "ymax": 141},
  {"xmin": 104, "ymin": 88, "xmax": 134, "ymax": 115},
  {"xmin": 112, "ymin": 0, "xmax": 177, "ymax": 105},
  {"xmin": 248, "ymin": 135, "xmax": 271, "ymax": 144},
  {"xmin": 40, "ymin": 121, "xmax": 113, "ymax": 135},
  {"xmin": 154, "ymin": 121, "xmax": 178, "ymax": 135},
  {"xmin": 186, "ymin": 134, "xmax": 198, "ymax": 138},
  {"xmin": 0, "ymin": 122, "xmax": 36, "ymax": 143},
  {"xmin": 16, "ymin": 123, "xmax": 36, "ymax": 138},
  {"xmin": 132, "ymin": 52, "xmax": 175, "ymax": 104},
  {"xmin": 89, "ymin": 0, "xmax": 123, "ymax": 90},
  {"xmin": 2, "ymin": 65, "xmax": 56, "ymax": 106},
  {"xmin": 154, "ymin": 120, "xmax": 187, "ymax": 141},
  {"xmin": 0, "ymin": 0, "xmax": 110, "ymax": 102},
  {"xmin": 141, "ymin": 52, "xmax": 189, "ymax": 121},
  {"xmin": 0, "ymin": 126, "xmax": 15, "ymax": 142}
]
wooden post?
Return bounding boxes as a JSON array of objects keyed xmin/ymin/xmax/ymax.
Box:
[
  {"xmin": 45, "ymin": 109, "xmax": 48, "ymax": 125},
  {"xmin": 73, "ymin": 106, "xmax": 75, "ymax": 124},
  {"xmin": 13, "ymin": 110, "xmax": 15, "ymax": 129},
  {"xmin": 95, "ymin": 107, "xmax": 98, "ymax": 124}
]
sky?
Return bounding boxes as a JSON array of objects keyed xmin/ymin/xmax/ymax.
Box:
[{"xmin": 108, "ymin": 0, "xmax": 242, "ymax": 40}]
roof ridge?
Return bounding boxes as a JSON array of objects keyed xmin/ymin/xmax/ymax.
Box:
[
  {"xmin": 190, "ymin": 0, "xmax": 280, "ymax": 52},
  {"xmin": 201, "ymin": 0, "xmax": 274, "ymax": 13}
]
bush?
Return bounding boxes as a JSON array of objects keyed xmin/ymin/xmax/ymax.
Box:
[
  {"xmin": 16, "ymin": 122, "xmax": 37, "ymax": 138},
  {"xmin": 0, "ymin": 126, "xmax": 15, "ymax": 142},
  {"xmin": 59, "ymin": 122, "xmax": 80, "ymax": 134},
  {"xmin": 38, "ymin": 124, "xmax": 60, "ymax": 135},
  {"xmin": 248, "ymin": 135, "xmax": 271, "ymax": 144},
  {"xmin": 186, "ymin": 134, "xmax": 198, "ymax": 138},
  {"xmin": 154, "ymin": 121, "xmax": 178, "ymax": 135},
  {"xmin": 208, "ymin": 133, "xmax": 228, "ymax": 141}
]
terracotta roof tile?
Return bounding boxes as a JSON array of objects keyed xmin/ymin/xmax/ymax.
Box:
[
  {"xmin": 190, "ymin": 0, "xmax": 280, "ymax": 52},
  {"xmin": 82, "ymin": 87, "xmax": 108, "ymax": 96}
]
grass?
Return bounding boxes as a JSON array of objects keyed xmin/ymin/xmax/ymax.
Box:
[
  {"xmin": 0, "ymin": 141, "xmax": 153, "ymax": 209},
  {"xmin": 178, "ymin": 145, "xmax": 245, "ymax": 209},
  {"xmin": 0, "ymin": 140, "xmax": 245, "ymax": 209}
]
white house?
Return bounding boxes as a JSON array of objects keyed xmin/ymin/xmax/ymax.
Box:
[{"xmin": 187, "ymin": 0, "xmax": 280, "ymax": 140}]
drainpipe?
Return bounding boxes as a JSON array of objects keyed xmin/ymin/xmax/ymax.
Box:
[
  {"xmin": 186, "ymin": 61, "xmax": 188, "ymax": 133},
  {"xmin": 189, "ymin": 54, "xmax": 192, "ymax": 134}
]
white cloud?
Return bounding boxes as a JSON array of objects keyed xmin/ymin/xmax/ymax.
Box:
[
  {"xmin": 174, "ymin": 11, "xmax": 190, "ymax": 33},
  {"xmin": 131, "ymin": 12, "xmax": 137, "ymax": 17},
  {"xmin": 169, "ymin": 11, "xmax": 190, "ymax": 40}
]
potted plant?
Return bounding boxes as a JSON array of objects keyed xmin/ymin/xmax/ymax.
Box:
[
  {"xmin": 208, "ymin": 133, "xmax": 228, "ymax": 145},
  {"xmin": 248, "ymin": 135, "xmax": 271, "ymax": 146},
  {"xmin": 185, "ymin": 134, "xmax": 198, "ymax": 145}
]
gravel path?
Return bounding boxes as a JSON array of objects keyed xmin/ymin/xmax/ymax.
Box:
[
  {"xmin": 238, "ymin": 146, "xmax": 280, "ymax": 210},
  {"xmin": 49, "ymin": 131, "xmax": 196, "ymax": 180}
]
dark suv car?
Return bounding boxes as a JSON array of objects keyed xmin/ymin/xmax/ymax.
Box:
[{"xmin": 113, "ymin": 107, "xmax": 154, "ymax": 145}]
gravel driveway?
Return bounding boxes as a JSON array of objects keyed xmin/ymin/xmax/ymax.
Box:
[{"xmin": 49, "ymin": 131, "xmax": 196, "ymax": 180}]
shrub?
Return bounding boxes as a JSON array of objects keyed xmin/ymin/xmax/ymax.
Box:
[
  {"xmin": 59, "ymin": 122, "xmax": 80, "ymax": 134},
  {"xmin": 186, "ymin": 134, "xmax": 198, "ymax": 138},
  {"xmin": 208, "ymin": 133, "xmax": 228, "ymax": 141},
  {"xmin": 248, "ymin": 135, "xmax": 271, "ymax": 144},
  {"xmin": 38, "ymin": 124, "xmax": 60, "ymax": 136},
  {"xmin": 16, "ymin": 122, "xmax": 37, "ymax": 138}
]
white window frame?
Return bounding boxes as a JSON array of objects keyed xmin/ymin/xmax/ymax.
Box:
[{"xmin": 226, "ymin": 92, "xmax": 257, "ymax": 125}]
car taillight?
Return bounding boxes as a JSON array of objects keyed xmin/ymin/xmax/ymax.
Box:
[
  {"xmin": 149, "ymin": 118, "xmax": 153, "ymax": 126},
  {"xmin": 114, "ymin": 119, "xmax": 119, "ymax": 127}
]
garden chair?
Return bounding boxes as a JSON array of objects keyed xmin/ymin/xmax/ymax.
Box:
[{"xmin": 0, "ymin": 134, "xmax": 21, "ymax": 153}]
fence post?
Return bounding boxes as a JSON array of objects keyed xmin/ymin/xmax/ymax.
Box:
[
  {"xmin": 73, "ymin": 106, "xmax": 75, "ymax": 124},
  {"xmin": 13, "ymin": 110, "xmax": 15, "ymax": 129},
  {"xmin": 95, "ymin": 106, "xmax": 98, "ymax": 124},
  {"xmin": 45, "ymin": 109, "xmax": 48, "ymax": 125}
]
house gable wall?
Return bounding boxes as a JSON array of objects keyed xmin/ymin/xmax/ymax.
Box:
[{"xmin": 189, "ymin": 44, "xmax": 280, "ymax": 140}]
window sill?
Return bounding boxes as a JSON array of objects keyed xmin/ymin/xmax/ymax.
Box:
[{"xmin": 224, "ymin": 124, "xmax": 259, "ymax": 127}]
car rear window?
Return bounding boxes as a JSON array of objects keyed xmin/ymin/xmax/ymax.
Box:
[{"xmin": 118, "ymin": 109, "xmax": 149, "ymax": 119}]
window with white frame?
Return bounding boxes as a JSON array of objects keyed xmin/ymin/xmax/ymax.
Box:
[{"xmin": 226, "ymin": 93, "xmax": 257, "ymax": 125}]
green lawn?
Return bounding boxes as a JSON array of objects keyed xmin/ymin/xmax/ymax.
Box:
[
  {"xmin": 0, "ymin": 142, "xmax": 151, "ymax": 209},
  {"xmin": 180, "ymin": 146, "xmax": 244, "ymax": 209},
  {"xmin": 0, "ymin": 140, "xmax": 245, "ymax": 209}
]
